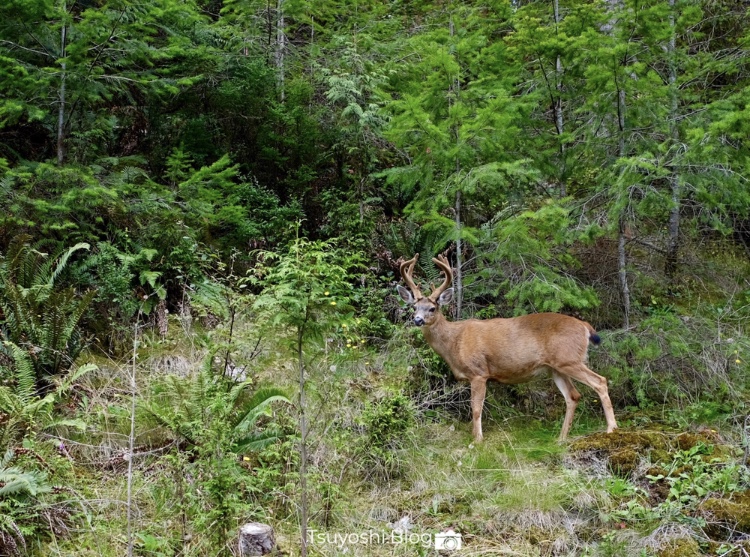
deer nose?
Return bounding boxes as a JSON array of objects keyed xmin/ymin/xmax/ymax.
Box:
[{"xmin": 414, "ymin": 316, "xmax": 425, "ymax": 326}]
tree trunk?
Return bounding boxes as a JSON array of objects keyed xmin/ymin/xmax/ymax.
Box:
[
  {"xmin": 275, "ymin": 0, "xmax": 285, "ymax": 102},
  {"xmin": 617, "ymin": 218, "xmax": 631, "ymax": 329},
  {"xmin": 238, "ymin": 523, "xmax": 276, "ymax": 556},
  {"xmin": 296, "ymin": 323, "xmax": 308, "ymax": 557},
  {"xmin": 57, "ymin": 1, "xmax": 67, "ymax": 165},
  {"xmin": 616, "ymin": 83, "xmax": 631, "ymax": 329},
  {"xmin": 665, "ymin": 0, "xmax": 680, "ymax": 279},
  {"xmin": 126, "ymin": 312, "xmax": 141, "ymax": 557},
  {"xmin": 454, "ymin": 190, "xmax": 462, "ymax": 319},
  {"xmin": 553, "ymin": 0, "xmax": 566, "ymax": 197},
  {"xmin": 449, "ymin": 16, "xmax": 463, "ymax": 319}
]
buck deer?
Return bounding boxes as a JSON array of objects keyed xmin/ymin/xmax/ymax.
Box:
[{"xmin": 397, "ymin": 254, "xmax": 618, "ymax": 442}]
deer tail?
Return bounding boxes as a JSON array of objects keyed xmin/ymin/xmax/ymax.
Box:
[{"xmin": 585, "ymin": 322, "xmax": 601, "ymax": 345}]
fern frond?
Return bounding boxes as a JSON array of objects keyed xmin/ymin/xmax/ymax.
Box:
[
  {"xmin": 3, "ymin": 235, "xmax": 33, "ymax": 286},
  {"xmin": 0, "ymin": 449, "xmax": 13, "ymax": 468},
  {"xmin": 48, "ymin": 243, "xmax": 90, "ymax": 286},
  {"xmin": 19, "ymin": 394, "xmax": 55, "ymax": 420},
  {"xmin": 0, "ymin": 463, "xmax": 50, "ymax": 497},
  {"xmin": 61, "ymin": 289, "xmax": 95, "ymax": 353},
  {"xmin": 234, "ymin": 429, "xmax": 285, "ymax": 453},
  {"xmin": 233, "ymin": 387, "xmax": 290, "ymax": 434},
  {"xmin": 56, "ymin": 363, "xmax": 97, "ymax": 395},
  {"xmin": 3, "ymin": 342, "xmax": 36, "ymax": 403},
  {"xmin": 2, "ymin": 285, "xmax": 43, "ymax": 343}
]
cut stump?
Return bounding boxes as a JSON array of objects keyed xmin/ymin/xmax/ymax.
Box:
[{"xmin": 238, "ymin": 522, "xmax": 276, "ymax": 556}]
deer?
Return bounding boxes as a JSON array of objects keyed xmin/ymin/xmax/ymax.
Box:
[{"xmin": 396, "ymin": 254, "xmax": 618, "ymax": 443}]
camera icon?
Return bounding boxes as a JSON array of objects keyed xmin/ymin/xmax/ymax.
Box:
[{"xmin": 434, "ymin": 529, "xmax": 462, "ymax": 551}]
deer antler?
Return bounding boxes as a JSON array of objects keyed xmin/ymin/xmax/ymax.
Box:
[
  {"xmin": 429, "ymin": 254, "xmax": 453, "ymax": 301},
  {"xmin": 399, "ymin": 253, "xmax": 423, "ymax": 300}
]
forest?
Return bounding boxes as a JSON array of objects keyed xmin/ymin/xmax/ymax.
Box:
[{"xmin": 2, "ymin": 0, "xmax": 750, "ymax": 555}]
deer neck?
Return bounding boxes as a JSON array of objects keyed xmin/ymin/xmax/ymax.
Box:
[{"xmin": 421, "ymin": 312, "xmax": 459, "ymax": 360}]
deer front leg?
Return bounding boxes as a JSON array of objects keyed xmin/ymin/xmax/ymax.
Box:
[{"xmin": 470, "ymin": 377, "xmax": 488, "ymax": 443}]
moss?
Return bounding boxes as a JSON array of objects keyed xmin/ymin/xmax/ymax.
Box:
[
  {"xmin": 646, "ymin": 466, "xmax": 667, "ymax": 478},
  {"xmin": 651, "ymin": 449, "xmax": 672, "ymax": 464},
  {"xmin": 570, "ymin": 429, "xmax": 736, "ymax": 479},
  {"xmin": 656, "ymin": 536, "xmax": 702, "ymax": 557},
  {"xmin": 434, "ymin": 496, "xmax": 472, "ymax": 515},
  {"xmin": 675, "ymin": 429, "xmax": 735, "ymax": 459},
  {"xmin": 570, "ymin": 429, "xmax": 670, "ymax": 453},
  {"xmin": 608, "ymin": 449, "xmax": 640, "ymax": 476},
  {"xmin": 698, "ymin": 491, "xmax": 750, "ymax": 539},
  {"xmin": 676, "ymin": 432, "xmax": 706, "ymax": 451},
  {"xmin": 570, "ymin": 430, "xmax": 670, "ymax": 476}
]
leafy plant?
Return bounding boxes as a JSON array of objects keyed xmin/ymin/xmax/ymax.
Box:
[
  {"xmin": 144, "ymin": 353, "xmax": 290, "ymax": 453},
  {"xmin": 251, "ymin": 231, "xmax": 363, "ymax": 557},
  {"xmin": 357, "ymin": 389, "xmax": 415, "ymax": 479},
  {"xmin": 470, "ymin": 200, "xmax": 600, "ymax": 315},
  {"xmin": 0, "ymin": 356, "xmax": 93, "ymax": 556},
  {"xmin": 142, "ymin": 353, "xmax": 290, "ymax": 554},
  {"xmin": 0, "ymin": 236, "xmax": 94, "ymax": 392}
]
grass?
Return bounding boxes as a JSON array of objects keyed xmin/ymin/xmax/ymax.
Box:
[{"xmin": 283, "ymin": 414, "xmax": 622, "ymax": 557}]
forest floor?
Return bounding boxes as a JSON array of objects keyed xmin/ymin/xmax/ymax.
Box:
[
  {"xmin": 278, "ymin": 415, "xmax": 746, "ymax": 557},
  {"xmin": 44, "ymin": 325, "xmax": 750, "ymax": 557}
]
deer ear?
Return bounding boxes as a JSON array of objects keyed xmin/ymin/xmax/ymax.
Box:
[
  {"xmin": 437, "ymin": 288, "xmax": 454, "ymax": 306},
  {"xmin": 396, "ymin": 285, "xmax": 416, "ymax": 305}
]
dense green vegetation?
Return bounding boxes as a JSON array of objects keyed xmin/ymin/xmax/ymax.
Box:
[{"xmin": 2, "ymin": 0, "xmax": 750, "ymax": 555}]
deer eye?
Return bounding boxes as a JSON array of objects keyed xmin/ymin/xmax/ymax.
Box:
[{"xmin": 428, "ymin": 307, "xmax": 436, "ymax": 313}]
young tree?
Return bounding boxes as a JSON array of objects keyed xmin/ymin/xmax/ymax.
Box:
[
  {"xmin": 381, "ymin": 1, "xmax": 534, "ymax": 316},
  {"xmin": 251, "ymin": 231, "xmax": 361, "ymax": 557}
]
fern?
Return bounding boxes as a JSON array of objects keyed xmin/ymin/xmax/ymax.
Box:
[
  {"xmin": 0, "ymin": 360, "xmax": 93, "ymax": 451},
  {"xmin": 0, "ymin": 463, "xmax": 51, "ymax": 498},
  {"xmin": 232, "ymin": 385, "xmax": 289, "ymax": 417},
  {"xmin": 2, "ymin": 343, "xmax": 35, "ymax": 403},
  {"xmin": 0, "ymin": 236, "xmax": 94, "ymax": 391},
  {"xmin": 143, "ymin": 356, "xmax": 290, "ymax": 453}
]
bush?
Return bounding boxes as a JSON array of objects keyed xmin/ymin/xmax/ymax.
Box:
[{"xmin": 357, "ymin": 389, "xmax": 415, "ymax": 479}]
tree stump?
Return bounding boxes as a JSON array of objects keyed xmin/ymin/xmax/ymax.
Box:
[{"xmin": 238, "ymin": 522, "xmax": 276, "ymax": 556}]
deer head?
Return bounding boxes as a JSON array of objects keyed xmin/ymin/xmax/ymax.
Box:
[{"xmin": 396, "ymin": 253, "xmax": 453, "ymax": 326}]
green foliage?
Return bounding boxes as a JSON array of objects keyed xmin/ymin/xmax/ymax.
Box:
[
  {"xmin": 469, "ymin": 200, "xmax": 600, "ymax": 314},
  {"xmin": 349, "ymin": 274, "xmax": 397, "ymax": 343},
  {"xmin": 0, "ymin": 236, "xmax": 94, "ymax": 391},
  {"xmin": 143, "ymin": 354, "xmax": 290, "ymax": 553},
  {"xmin": 0, "ymin": 357, "xmax": 93, "ymax": 556},
  {"xmin": 605, "ymin": 443, "xmax": 750, "ymax": 531},
  {"xmin": 356, "ymin": 389, "xmax": 415, "ymax": 479},
  {"xmin": 592, "ymin": 311, "xmax": 749, "ymax": 408},
  {"xmin": 646, "ymin": 444, "xmax": 746, "ymax": 506},
  {"xmin": 0, "ymin": 449, "xmax": 54, "ymax": 556},
  {"xmin": 143, "ymin": 353, "xmax": 290, "ymax": 453},
  {"xmin": 0, "ymin": 359, "xmax": 93, "ymax": 451},
  {"xmin": 251, "ymin": 232, "xmax": 363, "ymax": 340}
]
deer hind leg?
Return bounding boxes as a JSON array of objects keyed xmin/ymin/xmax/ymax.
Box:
[
  {"xmin": 552, "ymin": 371, "xmax": 581, "ymax": 442},
  {"xmin": 556, "ymin": 364, "xmax": 618, "ymax": 434},
  {"xmin": 470, "ymin": 377, "xmax": 488, "ymax": 443}
]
